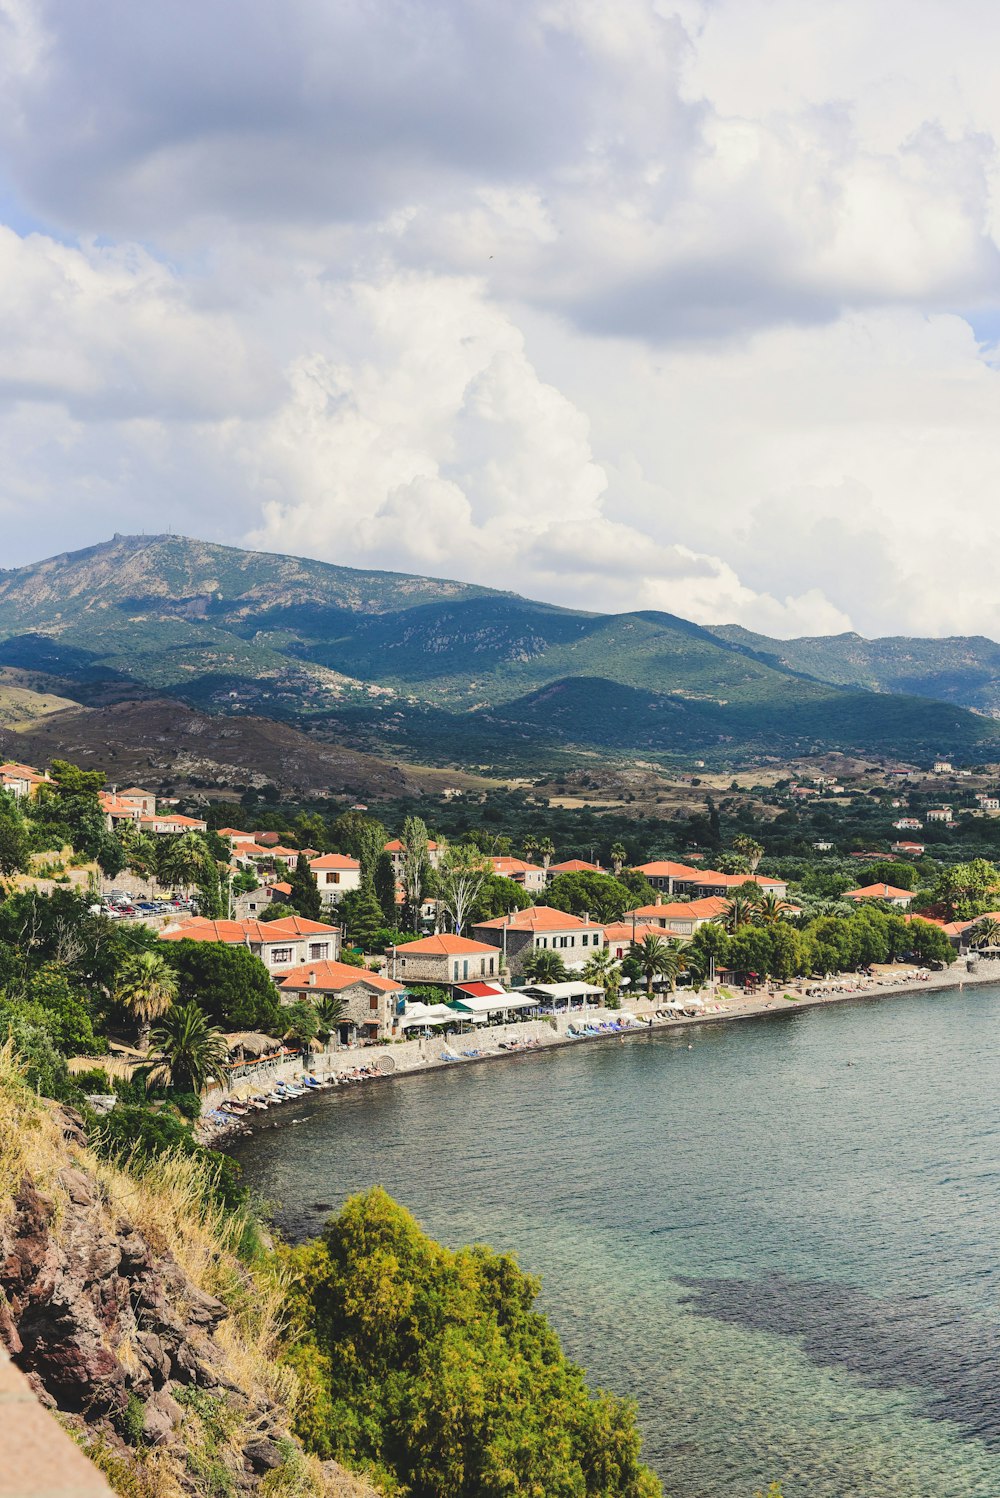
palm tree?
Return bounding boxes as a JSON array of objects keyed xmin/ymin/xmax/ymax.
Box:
[
  {"xmin": 522, "ymin": 947, "xmax": 569, "ymax": 984},
  {"xmin": 148, "ymin": 1001, "xmax": 230, "ymax": 1095},
  {"xmin": 158, "ymin": 832, "xmax": 210, "ymax": 896},
  {"xmin": 630, "ymin": 932, "xmax": 678, "ymax": 998},
  {"xmin": 523, "ymin": 835, "xmax": 539, "ymax": 864},
  {"xmin": 582, "ymin": 947, "xmax": 622, "ymax": 1006},
  {"xmin": 115, "ymin": 950, "xmax": 178, "ymax": 1048},
  {"xmin": 538, "ymin": 837, "xmax": 555, "ymax": 873},
  {"xmin": 610, "ymin": 842, "xmax": 627, "ymax": 877},
  {"xmin": 755, "ymin": 892, "xmax": 791, "ymax": 925},
  {"xmin": 970, "ymin": 916, "xmax": 1000, "ymax": 950},
  {"xmin": 725, "ymin": 894, "xmax": 758, "ymax": 933},
  {"xmin": 119, "ymin": 826, "xmax": 160, "ymax": 896},
  {"xmin": 315, "ymin": 993, "xmax": 348, "ymax": 1040}
]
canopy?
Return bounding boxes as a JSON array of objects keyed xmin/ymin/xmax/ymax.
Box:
[
  {"xmin": 520, "ymin": 981, "xmax": 603, "ymax": 999},
  {"xmin": 398, "ymin": 1002, "xmax": 459, "ymax": 1030},
  {"xmin": 449, "ymin": 992, "xmax": 540, "ymax": 1015}
]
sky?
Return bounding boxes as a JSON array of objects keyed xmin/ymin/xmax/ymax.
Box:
[{"xmin": 2, "ymin": 0, "xmax": 1000, "ymax": 640}]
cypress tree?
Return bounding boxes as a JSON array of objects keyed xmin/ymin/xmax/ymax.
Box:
[{"xmin": 289, "ymin": 852, "xmax": 322, "ymax": 921}]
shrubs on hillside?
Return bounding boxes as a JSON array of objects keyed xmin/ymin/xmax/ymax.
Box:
[{"xmin": 282, "ymin": 1188, "xmax": 662, "ymax": 1498}]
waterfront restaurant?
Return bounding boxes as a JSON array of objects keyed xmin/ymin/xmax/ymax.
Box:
[
  {"xmin": 520, "ymin": 980, "xmax": 605, "ymax": 1013},
  {"xmin": 448, "ymin": 981, "xmax": 541, "ymax": 1025}
]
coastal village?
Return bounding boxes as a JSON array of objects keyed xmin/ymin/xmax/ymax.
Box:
[{"xmin": 0, "ymin": 749, "xmax": 995, "ymax": 1131}]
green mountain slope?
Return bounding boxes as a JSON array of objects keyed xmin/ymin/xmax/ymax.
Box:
[
  {"xmin": 0, "ymin": 533, "xmax": 995, "ymax": 767},
  {"xmin": 711, "ymin": 626, "xmax": 1000, "ymax": 716}
]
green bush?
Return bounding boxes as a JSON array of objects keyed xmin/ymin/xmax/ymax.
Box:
[{"xmin": 282, "ymin": 1188, "xmax": 661, "ymax": 1498}]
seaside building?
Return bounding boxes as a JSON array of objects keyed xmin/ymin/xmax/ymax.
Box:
[
  {"xmin": 471, "ymin": 906, "xmax": 606, "ymax": 980},
  {"xmin": 278, "ymin": 959, "xmax": 405, "ymax": 1042},
  {"xmin": 388, "ymin": 933, "xmax": 500, "ymax": 988}
]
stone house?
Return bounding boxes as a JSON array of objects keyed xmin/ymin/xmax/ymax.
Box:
[
  {"xmin": 278, "ymin": 959, "xmax": 406, "ymax": 1042},
  {"xmin": 388, "ymin": 933, "xmax": 500, "ymax": 988},
  {"xmin": 471, "ymin": 906, "xmax": 606, "ymax": 980}
]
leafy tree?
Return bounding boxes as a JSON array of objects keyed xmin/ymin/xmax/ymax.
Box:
[
  {"xmin": 282, "ymin": 1187, "xmax": 662, "ymax": 1497},
  {"xmin": 340, "ymin": 886, "xmax": 390, "ymax": 951},
  {"xmin": 289, "ymin": 852, "xmax": 322, "ymax": 921},
  {"xmin": 331, "ymin": 812, "xmax": 387, "ymax": 869},
  {"xmin": 32, "ymin": 759, "xmax": 106, "ymax": 858},
  {"xmin": 21, "ymin": 963, "xmax": 103, "ymax": 1056},
  {"xmin": 546, "ymin": 871, "xmax": 633, "ymax": 924},
  {"xmin": 435, "ymin": 842, "xmax": 492, "ymax": 934},
  {"xmin": 862, "ymin": 860, "xmax": 918, "ymax": 891},
  {"xmin": 195, "ymin": 853, "xmax": 225, "ymax": 919},
  {"xmin": 466, "ymin": 874, "xmax": 533, "ymax": 926},
  {"xmin": 149, "ymin": 1001, "xmax": 230, "ymax": 1095},
  {"xmin": 232, "ymin": 866, "xmax": 260, "ymax": 896},
  {"xmin": 373, "ymin": 851, "xmax": 397, "ymax": 923},
  {"xmin": 905, "ymin": 918, "xmax": 956, "ymax": 966},
  {"xmin": 401, "ymin": 815, "xmax": 431, "ymax": 924},
  {"xmin": 283, "ymin": 999, "xmax": 320, "ymax": 1049},
  {"xmin": 161, "ymin": 940, "xmax": 281, "ymax": 1032},
  {"xmin": 294, "ymin": 811, "xmax": 329, "ymax": 851},
  {"xmin": 0, "ymin": 802, "xmax": 31, "ymax": 877},
  {"xmin": 933, "ymin": 859, "xmax": 1000, "ymax": 920},
  {"xmin": 114, "ymin": 949, "xmax": 178, "ymax": 1046},
  {"xmin": 522, "ymin": 948, "xmax": 569, "ymax": 984}
]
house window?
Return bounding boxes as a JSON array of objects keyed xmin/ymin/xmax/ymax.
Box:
[
  {"xmin": 270, "ymin": 947, "xmax": 293, "ymax": 965},
  {"xmin": 309, "ymin": 943, "xmax": 328, "ymax": 960},
  {"xmin": 454, "ymin": 962, "xmax": 459, "ymax": 979},
  {"xmin": 489, "ymin": 957, "xmax": 494, "ymax": 974},
  {"xmin": 463, "ymin": 959, "xmax": 469, "ymax": 979},
  {"xmin": 369, "ymin": 996, "xmax": 378, "ymax": 1011}
]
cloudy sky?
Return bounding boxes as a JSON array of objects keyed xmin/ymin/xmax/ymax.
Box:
[{"xmin": 1, "ymin": 0, "xmax": 999, "ymax": 639}]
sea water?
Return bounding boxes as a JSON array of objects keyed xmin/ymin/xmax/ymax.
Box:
[{"xmin": 230, "ymin": 985, "xmax": 1000, "ymax": 1496}]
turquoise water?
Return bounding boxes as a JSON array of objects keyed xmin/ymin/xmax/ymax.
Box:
[{"xmin": 230, "ymin": 987, "xmax": 1000, "ymax": 1496}]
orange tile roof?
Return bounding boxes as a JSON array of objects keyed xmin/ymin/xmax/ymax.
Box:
[
  {"xmin": 602, "ymin": 919, "xmax": 687, "ymax": 942},
  {"xmin": 279, "ymin": 960, "xmax": 404, "ymax": 994},
  {"xmin": 490, "ymin": 856, "xmax": 545, "ymax": 875},
  {"xmin": 549, "ymin": 859, "xmax": 603, "ymax": 873},
  {"xmin": 626, "ymin": 897, "xmax": 729, "ymax": 921},
  {"xmin": 310, "ymin": 853, "xmax": 361, "ymax": 870},
  {"xmin": 844, "ymin": 884, "xmax": 914, "ymax": 900},
  {"xmin": 384, "ymin": 838, "xmax": 439, "ymax": 853},
  {"xmin": 394, "ymin": 933, "xmax": 498, "ymax": 955},
  {"xmin": 474, "ymin": 905, "xmax": 604, "ymax": 932},
  {"xmin": 632, "ymin": 861, "xmax": 704, "ymax": 880}
]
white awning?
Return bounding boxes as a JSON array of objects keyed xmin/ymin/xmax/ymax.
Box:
[
  {"xmin": 449, "ymin": 992, "xmax": 540, "ymax": 1014},
  {"xmin": 520, "ymin": 981, "xmax": 604, "ymax": 999}
]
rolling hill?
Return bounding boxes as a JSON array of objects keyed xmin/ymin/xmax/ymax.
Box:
[
  {"xmin": 710, "ymin": 626, "xmax": 1000, "ymax": 717},
  {"xmin": 0, "ymin": 533, "xmax": 996, "ymax": 773}
]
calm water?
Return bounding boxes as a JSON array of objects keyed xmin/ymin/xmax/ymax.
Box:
[{"xmin": 230, "ymin": 987, "xmax": 1000, "ymax": 1497}]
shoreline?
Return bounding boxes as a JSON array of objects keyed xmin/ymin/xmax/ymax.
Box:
[{"xmin": 203, "ymin": 959, "xmax": 1000, "ymax": 1148}]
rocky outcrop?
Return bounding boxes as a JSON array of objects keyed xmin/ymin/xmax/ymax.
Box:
[{"xmin": 0, "ymin": 1106, "xmax": 377, "ymax": 1496}]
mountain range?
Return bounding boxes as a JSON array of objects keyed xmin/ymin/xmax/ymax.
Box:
[{"xmin": 0, "ymin": 533, "xmax": 999, "ymax": 778}]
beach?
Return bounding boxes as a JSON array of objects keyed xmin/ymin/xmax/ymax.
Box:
[{"xmin": 200, "ymin": 958, "xmax": 997, "ymax": 1144}]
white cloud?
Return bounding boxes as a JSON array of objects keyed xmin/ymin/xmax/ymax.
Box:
[{"xmin": 0, "ymin": 1, "xmax": 999, "ymax": 642}]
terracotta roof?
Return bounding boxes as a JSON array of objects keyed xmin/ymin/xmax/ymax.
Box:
[
  {"xmin": 259, "ymin": 915, "xmax": 339, "ymax": 936},
  {"xmin": 216, "ymin": 826, "xmax": 246, "ymax": 836},
  {"xmin": 474, "ymin": 905, "xmax": 604, "ymax": 932},
  {"xmin": 269, "ymin": 881, "xmax": 293, "ymax": 895},
  {"xmin": 279, "ymin": 960, "xmax": 404, "ymax": 994},
  {"xmin": 626, "ymin": 897, "xmax": 729, "ymax": 920},
  {"xmin": 548, "ymin": 859, "xmax": 602, "ymax": 873},
  {"xmin": 394, "ymin": 933, "xmax": 498, "ymax": 955},
  {"xmin": 845, "ymin": 884, "xmax": 914, "ymax": 900},
  {"xmin": 694, "ymin": 870, "xmax": 786, "ymax": 889},
  {"xmin": 384, "ymin": 838, "xmax": 439, "ymax": 853},
  {"xmin": 490, "ymin": 856, "xmax": 545, "ymax": 875},
  {"xmin": 603, "ymin": 919, "xmax": 687, "ymax": 942},
  {"xmin": 310, "ymin": 853, "xmax": 361, "ymax": 870},
  {"xmin": 161, "ymin": 914, "xmax": 339, "ymax": 945},
  {"xmin": 632, "ymin": 861, "xmax": 703, "ymax": 880}
]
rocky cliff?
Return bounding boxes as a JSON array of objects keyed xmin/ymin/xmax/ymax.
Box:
[{"xmin": 0, "ymin": 1081, "xmax": 378, "ymax": 1497}]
